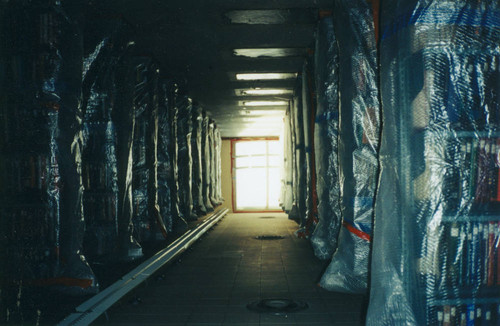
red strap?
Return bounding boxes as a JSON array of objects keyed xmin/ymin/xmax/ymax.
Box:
[
  {"xmin": 31, "ymin": 277, "xmax": 94, "ymax": 289},
  {"xmin": 343, "ymin": 220, "xmax": 371, "ymax": 242}
]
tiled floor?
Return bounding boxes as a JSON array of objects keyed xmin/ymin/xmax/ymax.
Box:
[{"xmin": 94, "ymin": 213, "xmax": 367, "ymax": 326}]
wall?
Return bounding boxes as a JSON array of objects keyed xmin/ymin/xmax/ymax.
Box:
[{"xmin": 220, "ymin": 139, "xmax": 233, "ymax": 212}]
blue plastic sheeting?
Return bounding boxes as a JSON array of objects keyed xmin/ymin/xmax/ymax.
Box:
[
  {"xmin": 0, "ymin": 1, "xmax": 98, "ymax": 302},
  {"xmin": 367, "ymin": 1, "xmax": 500, "ymax": 325},
  {"xmin": 131, "ymin": 58, "xmax": 164, "ymax": 242},
  {"xmin": 113, "ymin": 52, "xmax": 144, "ymax": 262},
  {"xmin": 158, "ymin": 81, "xmax": 187, "ymax": 233},
  {"xmin": 81, "ymin": 24, "xmax": 129, "ymax": 261},
  {"xmin": 319, "ymin": 0, "xmax": 380, "ymax": 294},
  {"xmin": 310, "ymin": 16, "xmax": 342, "ymax": 261}
]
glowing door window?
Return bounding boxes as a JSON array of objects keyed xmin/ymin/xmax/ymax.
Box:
[{"xmin": 233, "ymin": 140, "xmax": 281, "ymax": 211}]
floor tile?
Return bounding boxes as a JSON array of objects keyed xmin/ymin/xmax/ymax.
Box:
[{"xmin": 93, "ymin": 213, "xmax": 367, "ymax": 325}]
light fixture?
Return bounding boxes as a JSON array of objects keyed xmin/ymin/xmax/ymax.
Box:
[
  {"xmin": 235, "ymin": 73, "xmax": 297, "ymax": 80},
  {"xmin": 242, "ymin": 101, "xmax": 288, "ymax": 106},
  {"xmin": 242, "ymin": 110, "xmax": 285, "ymax": 116},
  {"xmin": 239, "ymin": 89, "xmax": 293, "ymax": 96},
  {"xmin": 239, "ymin": 116, "xmax": 283, "ymax": 122},
  {"xmin": 233, "ymin": 48, "xmax": 304, "ymax": 58}
]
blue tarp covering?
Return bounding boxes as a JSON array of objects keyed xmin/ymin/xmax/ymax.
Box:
[{"xmin": 367, "ymin": 1, "xmax": 500, "ymax": 324}]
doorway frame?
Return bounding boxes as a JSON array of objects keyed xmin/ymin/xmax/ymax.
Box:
[{"xmin": 230, "ymin": 137, "xmax": 283, "ymax": 213}]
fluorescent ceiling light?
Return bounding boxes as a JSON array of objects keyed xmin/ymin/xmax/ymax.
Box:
[
  {"xmin": 243, "ymin": 101, "xmax": 288, "ymax": 106},
  {"xmin": 242, "ymin": 110, "xmax": 285, "ymax": 115},
  {"xmin": 240, "ymin": 89, "xmax": 293, "ymax": 96},
  {"xmin": 236, "ymin": 73, "xmax": 297, "ymax": 80},
  {"xmin": 239, "ymin": 116, "xmax": 283, "ymax": 122},
  {"xmin": 233, "ymin": 48, "xmax": 304, "ymax": 58}
]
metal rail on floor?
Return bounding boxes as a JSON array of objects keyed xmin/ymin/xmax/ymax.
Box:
[{"xmin": 58, "ymin": 208, "xmax": 229, "ymax": 326}]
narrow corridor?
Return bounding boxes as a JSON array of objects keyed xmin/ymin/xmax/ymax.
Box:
[{"xmin": 95, "ymin": 213, "xmax": 366, "ymax": 326}]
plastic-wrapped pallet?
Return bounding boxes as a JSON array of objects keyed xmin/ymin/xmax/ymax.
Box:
[
  {"xmin": 319, "ymin": 0, "xmax": 380, "ymax": 294},
  {"xmin": 0, "ymin": 0, "xmax": 98, "ymax": 302},
  {"xmin": 299, "ymin": 57, "xmax": 319, "ymax": 237},
  {"xmin": 191, "ymin": 105, "xmax": 207, "ymax": 216},
  {"xmin": 291, "ymin": 78, "xmax": 307, "ymax": 225},
  {"xmin": 177, "ymin": 96, "xmax": 197, "ymax": 220},
  {"xmin": 201, "ymin": 111, "xmax": 214, "ymax": 212},
  {"xmin": 208, "ymin": 120, "xmax": 219, "ymax": 206},
  {"xmin": 287, "ymin": 103, "xmax": 300, "ymax": 220},
  {"xmin": 112, "ymin": 50, "xmax": 144, "ymax": 261},
  {"xmin": 131, "ymin": 58, "xmax": 160, "ymax": 242},
  {"xmin": 279, "ymin": 116, "xmax": 286, "ymax": 210},
  {"xmin": 81, "ymin": 28, "xmax": 125, "ymax": 261},
  {"xmin": 144, "ymin": 65, "xmax": 168, "ymax": 242},
  {"xmin": 367, "ymin": 1, "xmax": 500, "ymax": 325},
  {"xmin": 158, "ymin": 81, "xmax": 187, "ymax": 233},
  {"xmin": 214, "ymin": 126, "xmax": 223, "ymax": 204},
  {"xmin": 280, "ymin": 109, "xmax": 294, "ymax": 213},
  {"xmin": 311, "ymin": 16, "xmax": 342, "ymax": 260}
]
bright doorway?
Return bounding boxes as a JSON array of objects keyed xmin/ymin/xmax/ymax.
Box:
[{"xmin": 232, "ymin": 139, "xmax": 282, "ymax": 211}]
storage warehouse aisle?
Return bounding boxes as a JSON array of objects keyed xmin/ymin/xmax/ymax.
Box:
[
  {"xmin": 94, "ymin": 213, "xmax": 366, "ymax": 326},
  {"xmin": 1, "ymin": 1, "xmax": 499, "ymax": 325}
]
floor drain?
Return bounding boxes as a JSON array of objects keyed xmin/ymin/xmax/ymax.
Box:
[
  {"xmin": 254, "ymin": 235, "xmax": 284, "ymax": 240},
  {"xmin": 247, "ymin": 298, "xmax": 308, "ymax": 314},
  {"xmin": 259, "ymin": 216, "xmax": 275, "ymax": 219}
]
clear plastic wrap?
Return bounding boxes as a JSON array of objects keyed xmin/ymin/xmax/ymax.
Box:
[
  {"xmin": 319, "ymin": 0, "xmax": 380, "ymax": 294},
  {"xmin": 287, "ymin": 102, "xmax": 300, "ymax": 220},
  {"xmin": 130, "ymin": 57, "xmax": 173, "ymax": 243},
  {"xmin": 0, "ymin": 0, "xmax": 98, "ymax": 302},
  {"xmin": 144, "ymin": 65, "xmax": 168, "ymax": 241},
  {"xmin": 81, "ymin": 32, "xmax": 122, "ymax": 261},
  {"xmin": 177, "ymin": 96, "xmax": 197, "ymax": 220},
  {"xmin": 291, "ymin": 78, "xmax": 307, "ymax": 225},
  {"xmin": 191, "ymin": 105, "xmax": 207, "ymax": 216},
  {"xmin": 112, "ymin": 50, "xmax": 145, "ymax": 262},
  {"xmin": 367, "ymin": 1, "xmax": 500, "ymax": 324},
  {"xmin": 299, "ymin": 57, "xmax": 319, "ymax": 237},
  {"xmin": 208, "ymin": 119, "xmax": 219, "ymax": 206},
  {"xmin": 131, "ymin": 58, "xmax": 157, "ymax": 242},
  {"xmin": 214, "ymin": 126, "xmax": 223, "ymax": 204},
  {"xmin": 158, "ymin": 81, "xmax": 187, "ymax": 233},
  {"xmin": 311, "ymin": 16, "xmax": 342, "ymax": 260},
  {"xmin": 280, "ymin": 109, "xmax": 294, "ymax": 213},
  {"xmin": 202, "ymin": 111, "xmax": 214, "ymax": 213}
]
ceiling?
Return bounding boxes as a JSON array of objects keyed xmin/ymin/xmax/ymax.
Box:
[{"xmin": 85, "ymin": 0, "xmax": 333, "ymax": 137}]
